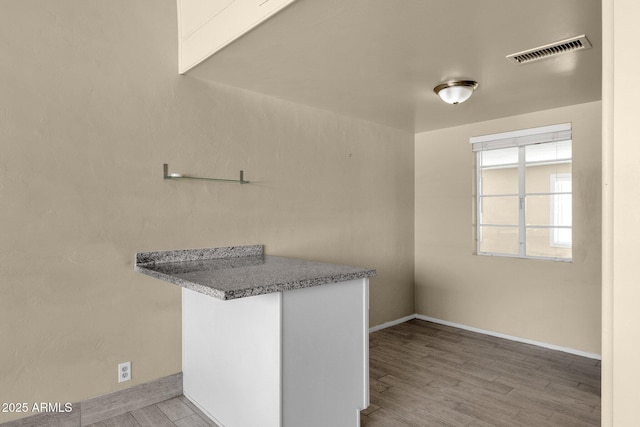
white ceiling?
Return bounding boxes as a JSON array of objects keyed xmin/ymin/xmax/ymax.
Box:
[{"xmin": 186, "ymin": 0, "xmax": 602, "ymax": 133}]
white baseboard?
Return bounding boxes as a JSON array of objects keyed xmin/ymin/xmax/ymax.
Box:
[
  {"xmin": 370, "ymin": 313, "xmax": 601, "ymax": 360},
  {"xmin": 368, "ymin": 314, "xmax": 417, "ymax": 333}
]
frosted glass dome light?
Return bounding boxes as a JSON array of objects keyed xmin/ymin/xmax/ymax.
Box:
[{"xmin": 434, "ymin": 80, "xmax": 478, "ymax": 104}]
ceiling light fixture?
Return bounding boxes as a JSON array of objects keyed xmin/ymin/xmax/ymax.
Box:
[{"xmin": 434, "ymin": 80, "xmax": 478, "ymax": 105}]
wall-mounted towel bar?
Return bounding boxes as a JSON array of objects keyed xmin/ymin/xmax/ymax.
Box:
[{"xmin": 163, "ymin": 164, "xmax": 249, "ymax": 184}]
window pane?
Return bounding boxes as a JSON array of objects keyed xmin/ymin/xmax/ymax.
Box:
[
  {"xmin": 552, "ymin": 173, "xmax": 572, "ymax": 198},
  {"xmin": 552, "ymin": 193, "xmax": 572, "ymax": 227},
  {"xmin": 479, "ymin": 165, "xmax": 518, "ymax": 195},
  {"xmin": 479, "ymin": 147, "xmax": 518, "ymax": 168},
  {"xmin": 479, "ymin": 196, "xmax": 519, "ymax": 225},
  {"xmin": 553, "ymin": 227, "xmax": 572, "ymax": 247},
  {"xmin": 478, "ymin": 226, "xmax": 519, "ymax": 255},
  {"xmin": 525, "ymin": 194, "xmax": 572, "ymax": 227},
  {"xmin": 525, "ymin": 195, "xmax": 551, "ymax": 226},
  {"xmin": 525, "ymin": 162, "xmax": 571, "ymax": 193},
  {"xmin": 525, "ymin": 140, "xmax": 571, "ymax": 163},
  {"xmin": 526, "ymin": 228, "xmax": 572, "ymax": 259}
]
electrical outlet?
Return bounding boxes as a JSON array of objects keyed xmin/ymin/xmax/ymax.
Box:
[{"xmin": 118, "ymin": 361, "xmax": 131, "ymax": 383}]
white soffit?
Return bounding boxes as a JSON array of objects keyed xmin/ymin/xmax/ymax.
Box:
[{"xmin": 177, "ymin": 0, "xmax": 299, "ymax": 73}]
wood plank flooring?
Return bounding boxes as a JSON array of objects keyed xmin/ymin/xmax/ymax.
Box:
[
  {"xmin": 92, "ymin": 319, "xmax": 600, "ymax": 427},
  {"xmin": 361, "ymin": 319, "xmax": 601, "ymax": 427},
  {"xmin": 86, "ymin": 396, "xmax": 219, "ymax": 427}
]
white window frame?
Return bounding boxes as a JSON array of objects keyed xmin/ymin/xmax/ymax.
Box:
[{"xmin": 471, "ymin": 123, "xmax": 572, "ymax": 262}]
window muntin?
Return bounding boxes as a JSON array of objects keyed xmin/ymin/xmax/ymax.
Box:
[{"xmin": 473, "ymin": 124, "xmax": 572, "ymax": 261}]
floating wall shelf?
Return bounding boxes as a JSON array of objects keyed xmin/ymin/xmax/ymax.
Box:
[{"xmin": 163, "ymin": 163, "xmax": 249, "ymax": 184}]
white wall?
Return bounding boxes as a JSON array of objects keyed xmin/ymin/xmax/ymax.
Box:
[
  {"xmin": 602, "ymin": 0, "xmax": 640, "ymax": 424},
  {"xmin": 415, "ymin": 102, "xmax": 602, "ymax": 354}
]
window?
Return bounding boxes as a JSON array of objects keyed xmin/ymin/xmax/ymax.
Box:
[{"xmin": 472, "ymin": 123, "xmax": 572, "ymax": 261}]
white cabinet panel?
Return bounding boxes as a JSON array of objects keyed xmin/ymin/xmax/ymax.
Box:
[
  {"xmin": 182, "ymin": 279, "xmax": 369, "ymax": 427},
  {"xmin": 182, "ymin": 288, "xmax": 282, "ymax": 427},
  {"xmin": 282, "ymin": 279, "xmax": 368, "ymax": 427}
]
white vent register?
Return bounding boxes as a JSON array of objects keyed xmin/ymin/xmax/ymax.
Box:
[{"xmin": 506, "ymin": 35, "xmax": 592, "ymax": 65}]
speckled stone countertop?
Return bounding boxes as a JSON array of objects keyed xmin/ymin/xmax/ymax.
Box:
[{"xmin": 134, "ymin": 245, "xmax": 376, "ymax": 300}]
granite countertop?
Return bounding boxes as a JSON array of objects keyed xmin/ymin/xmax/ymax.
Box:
[{"xmin": 134, "ymin": 245, "xmax": 376, "ymax": 300}]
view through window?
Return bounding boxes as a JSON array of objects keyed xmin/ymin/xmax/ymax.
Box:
[{"xmin": 472, "ymin": 124, "xmax": 572, "ymax": 261}]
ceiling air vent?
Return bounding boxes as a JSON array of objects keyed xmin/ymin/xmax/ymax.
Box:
[{"xmin": 506, "ymin": 35, "xmax": 592, "ymax": 64}]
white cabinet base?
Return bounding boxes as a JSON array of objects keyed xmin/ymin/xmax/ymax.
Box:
[{"xmin": 182, "ymin": 279, "xmax": 369, "ymax": 427}]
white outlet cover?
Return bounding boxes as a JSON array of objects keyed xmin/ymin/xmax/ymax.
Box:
[{"xmin": 118, "ymin": 361, "xmax": 132, "ymax": 383}]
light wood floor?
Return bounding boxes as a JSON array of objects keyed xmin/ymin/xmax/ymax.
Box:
[
  {"xmin": 362, "ymin": 319, "xmax": 601, "ymax": 427},
  {"xmin": 86, "ymin": 396, "xmax": 219, "ymax": 427},
  {"xmin": 94, "ymin": 319, "xmax": 601, "ymax": 427}
]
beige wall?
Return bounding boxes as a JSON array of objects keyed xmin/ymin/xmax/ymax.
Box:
[
  {"xmin": 0, "ymin": 0, "xmax": 414, "ymax": 422},
  {"xmin": 602, "ymin": 0, "xmax": 640, "ymax": 425},
  {"xmin": 415, "ymin": 101, "xmax": 601, "ymax": 354}
]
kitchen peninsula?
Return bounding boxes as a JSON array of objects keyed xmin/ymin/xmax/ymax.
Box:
[{"xmin": 135, "ymin": 245, "xmax": 375, "ymax": 427}]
